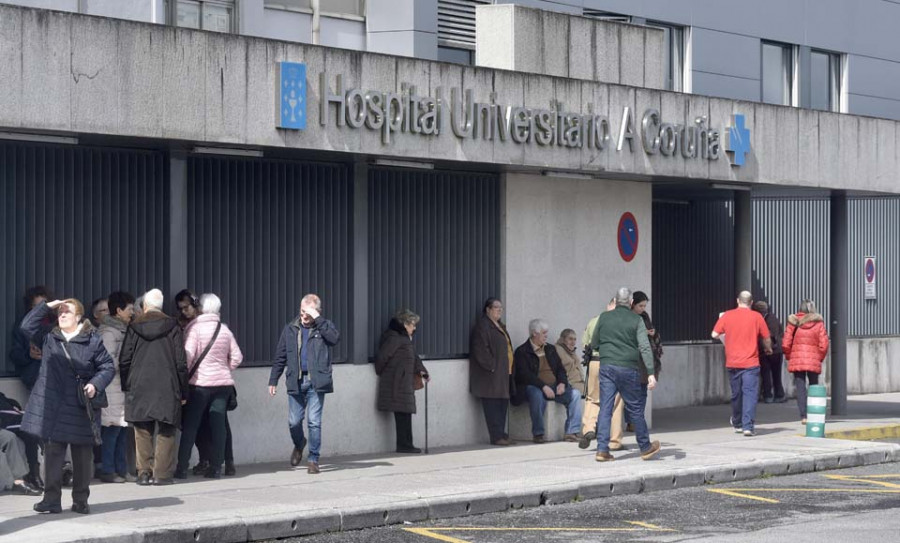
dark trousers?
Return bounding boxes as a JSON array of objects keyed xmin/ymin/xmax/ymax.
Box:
[
  {"xmin": 43, "ymin": 441, "xmax": 92, "ymax": 506},
  {"xmin": 793, "ymin": 371, "xmax": 820, "ymax": 418},
  {"xmin": 481, "ymin": 398, "xmax": 508, "ymax": 443},
  {"xmin": 393, "ymin": 412, "xmax": 414, "ymax": 449},
  {"xmin": 177, "ymin": 386, "xmax": 230, "ymax": 474},
  {"xmin": 760, "ymin": 353, "xmax": 785, "ymax": 400},
  {"xmin": 196, "ymin": 412, "xmax": 234, "ymax": 464},
  {"xmin": 10, "ymin": 428, "xmax": 39, "ymax": 475}
]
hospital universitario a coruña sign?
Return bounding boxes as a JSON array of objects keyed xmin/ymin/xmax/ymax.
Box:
[{"xmin": 277, "ymin": 62, "xmax": 751, "ymax": 168}]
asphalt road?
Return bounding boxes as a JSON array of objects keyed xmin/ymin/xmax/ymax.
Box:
[{"xmin": 272, "ymin": 463, "xmax": 900, "ymax": 543}]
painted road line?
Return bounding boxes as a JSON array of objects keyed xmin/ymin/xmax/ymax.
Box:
[
  {"xmin": 823, "ymin": 474, "xmax": 900, "ymax": 489},
  {"xmin": 403, "ymin": 522, "xmax": 676, "ymax": 542},
  {"xmin": 824, "ymin": 423, "xmax": 900, "ymax": 441},
  {"xmin": 707, "ymin": 489, "xmax": 781, "ymax": 504}
]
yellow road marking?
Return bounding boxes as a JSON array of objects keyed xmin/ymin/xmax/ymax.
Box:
[
  {"xmin": 823, "ymin": 474, "xmax": 900, "ymax": 489},
  {"xmin": 707, "ymin": 488, "xmax": 781, "ymax": 503},
  {"xmin": 402, "ymin": 522, "xmax": 676, "ymax": 542}
]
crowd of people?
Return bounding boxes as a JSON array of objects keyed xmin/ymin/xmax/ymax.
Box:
[{"xmin": 1, "ymin": 282, "xmax": 829, "ymax": 512}]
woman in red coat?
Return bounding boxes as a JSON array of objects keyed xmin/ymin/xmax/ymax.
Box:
[{"xmin": 782, "ymin": 300, "xmax": 830, "ymax": 424}]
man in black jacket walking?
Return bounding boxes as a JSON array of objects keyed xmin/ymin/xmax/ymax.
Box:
[
  {"xmin": 513, "ymin": 319, "xmax": 582, "ymax": 443},
  {"xmin": 269, "ymin": 294, "xmax": 340, "ymax": 474}
]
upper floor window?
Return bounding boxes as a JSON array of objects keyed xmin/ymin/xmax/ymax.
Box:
[
  {"xmin": 264, "ymin": 0, "xmax": 311, "ymax": 10},
  {"xmin": 761, "ymin": 41, "xmax": 793, "ymax": 106},
  {"xmin": 438, "ymin": 0, "xmax": 492, "ymax": 65},
  {"xmin": 321, "ymin": 0, "xmax": 365, "ymax": 17},
  {"xmin": 811, "ymin": 49, "xmax": 841, "ymax": 112},
  {"xmin": 169, "ymin": 0, "xmax": 234, "ymax": 32}
]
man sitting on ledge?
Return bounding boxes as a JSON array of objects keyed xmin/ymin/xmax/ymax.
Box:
[{"xmin": 513, "ymin": 319, "xmax": 582, "ymax": 444}]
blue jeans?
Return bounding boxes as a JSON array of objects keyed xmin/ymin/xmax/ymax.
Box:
[
  {"xmin": 595, "ymin": 365, "xmax": 651, "ymax": 453},
  {"xmin": 100, "ymin": 425, "xmax": 127, "ymax": 475},
  {"xmin": 729, "ymin": 367, "xmax": 760, "ymax": 431},
  {"xmin": 524, "ymin": 385, "xmax": 583, "ymax": 436},
  {"xmin": 288, "ymin": 376, "xmax": 325, "ymax": 463}
]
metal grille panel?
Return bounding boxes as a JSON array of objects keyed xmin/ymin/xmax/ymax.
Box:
[
  {"xmin": 187, "ymin": 157, "xmax": 353, "ymax": 365},
  {"xmin": 439, "ymin": 0, "xmax": 493, "ymax": 49},
  {"xmin": 368, "ymin": 167, "xmax": 500, "ymax": 358},
  {"xmin": 1, "ymin": 142, "xmax": 168, "ymax": 377}
]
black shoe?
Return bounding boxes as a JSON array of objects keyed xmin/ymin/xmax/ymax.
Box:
[
  {"xmin": 290, "ymin": 447, "xmax": 303, "ymax": 467},
  {"xmin": 154, "ymin": 477, "xmax": 175, "ymax": 486},
  {"xmin": 191, "ymin": 460, "xmax": 210, "ymax": 476},
  {"xmin": 224, "ymin": 462, "xmax": 236, "ymax": 476},
  {"xmin": 203, "ymin": 468, "xmax": 221, "ymax": 479},
  {"xmin": 12, "ymin": 480, "xmax": 41, "ymax": 496},
  {"xmin": 136, "ymin": 472, "xmax": 153, "ymax": 486},
  {"xmin": 34, "ymin": 500, "xmax": 62, "ymax": 514},
  {"xmin": 396, "ymin": 446, "xmax": 422, "ymax": 454},
  {"xmin": 173, "ymin": 469, "xmax": 188, "ymax": 480},
  {"xmin": 774, "ymin": 396, "xmax": 788, "ymax": 403},
  {"xmin": 71, "ymin": 502, "xmax": 90, "ymax": 514},
  {"xmin": 24, "ymin": 472, "xmax": 44, "ymax": 492},
  {"xmin": 578, "ymin": 431, "xmax": 596, "ymax": 450}
]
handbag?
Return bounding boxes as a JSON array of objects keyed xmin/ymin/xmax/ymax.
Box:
[
  {"xmin": 226, "ymin": 385, "xmax": 238, "ymax": 411},
  {"xmin": 60, "ymin": 342, "xmax": 104, "ymax": 447},
  {"xmin": 413, "ymin": 372, "xmax": 425, "ymax": 391}
]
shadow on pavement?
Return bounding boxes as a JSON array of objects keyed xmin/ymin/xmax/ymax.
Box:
[{"xmin": 0, "ymin": 496, "xmax": 183, "ymax": 537}]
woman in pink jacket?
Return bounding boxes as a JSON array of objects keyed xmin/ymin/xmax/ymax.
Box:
[
  {"xmin": 174, "ymin": 294, "xmax": 243, "ymax": 479},
  {"xmin": 782, "ymin": 299, "xmax": 829, "ymax": 424}
]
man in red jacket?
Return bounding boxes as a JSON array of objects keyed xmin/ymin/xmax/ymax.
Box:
[{"xmin": 712, "ymin": 291, "xmax": 773, "ymax": 437}]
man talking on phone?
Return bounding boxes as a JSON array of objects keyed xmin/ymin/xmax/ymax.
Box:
[{"xmin": 268, "ymin": 294, "xmax": 340, "ymax": 474}]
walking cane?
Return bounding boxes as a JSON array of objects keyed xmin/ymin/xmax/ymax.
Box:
[{"xmin": 424, "ymin": 378, "xmax": 429, "ymax": 454}]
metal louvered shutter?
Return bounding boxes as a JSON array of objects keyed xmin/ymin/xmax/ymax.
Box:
[
  {"xmin": 582, "ymin": 9, "xmax": 631, "ymax": 22},
  {"xmin": 438, "ymin": 0, "xmax": 492, "ymax": 50}
]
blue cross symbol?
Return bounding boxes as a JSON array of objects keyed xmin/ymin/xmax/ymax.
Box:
[{"xmin": 726, "ymin": 114, "xmax": 751, "ymax": 167}]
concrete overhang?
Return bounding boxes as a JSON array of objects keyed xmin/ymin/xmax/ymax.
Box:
[{"xmin": 0, "ymin": 5, "xmax": 897, "ymax": 194}]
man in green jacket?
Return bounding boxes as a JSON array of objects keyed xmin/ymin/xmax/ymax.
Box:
[{"xmin": 590, "ymin": 287, "xmax": 661, "ymax": 462}]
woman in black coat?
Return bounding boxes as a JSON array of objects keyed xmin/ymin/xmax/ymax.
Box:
[
  {"xmin": 375, "ymin": 309, "xmax": 429, "ymax": 453},
  {"xmin": 469, "ymin": 298, "xmax": 515, "ymax": 446},
  {"xmin": 20, "ymin": 299, "xmax": 114, "ymax": 515}
]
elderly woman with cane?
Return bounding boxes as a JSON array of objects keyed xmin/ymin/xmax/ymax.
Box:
[
  {"xmin": 375, "ymin": 309, "xmax": 430, "ymax": 453},
  {"xmin": 20, "ymin": 299, "xmax": 114, "ymax": 514}
]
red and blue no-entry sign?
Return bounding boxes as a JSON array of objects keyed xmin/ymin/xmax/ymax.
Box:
[
  {"xmin": 617, "ymin": 212, "xmax": 639, "ymax": 262},
  {"xmin": 865, "ymin": 257, "xmax": 876, "ymax": 283}
]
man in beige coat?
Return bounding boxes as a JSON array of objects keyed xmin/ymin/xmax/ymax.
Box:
[{"xmin": 98, "ymin": 291, "xmax": 135, "ymax": 483}]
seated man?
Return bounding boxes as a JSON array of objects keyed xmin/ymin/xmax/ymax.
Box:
[{"xmin": 513, "ymin": 319, "xmax": 582, "ymax": 443}]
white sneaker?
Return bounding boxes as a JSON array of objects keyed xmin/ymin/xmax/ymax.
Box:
[
  {"xmin": 743, "ymin": 429, "xmax": 756, "ymax": 437},
  {"xmin": 730, "ymin": 417, "xmax": 742, "ymax": 433}
]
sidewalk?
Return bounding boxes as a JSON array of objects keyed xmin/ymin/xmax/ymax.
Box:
[{"xmin": 1, "ymin": 392, "xmax": 898, "ymax": 543}]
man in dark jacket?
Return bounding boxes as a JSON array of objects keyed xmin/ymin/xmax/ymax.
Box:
[
  {"xmin": 269, "ymin": 294, "xmax": 340, "ymax": 475},
  {"xmin": 513, "ymin": 319, "xmax": 582, "ymax": 444},
  {"xmin": 9, "ymin": 286, "xmax": 55, "ymax": 390},
  {"xmin": 119, "ymin": 289, "xmax": 188, "ymax": 486},
  {"xmin": 753, "ymin": 301, "xmax": 786, "ymax": 403},
  {"xmin": 590, "ymin": 288, "xmax": 660, "ymax": 462}
]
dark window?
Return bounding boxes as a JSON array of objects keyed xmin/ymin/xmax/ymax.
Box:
[
  {"xmin": 1, "ymin": 142, "xmax": 169, "ymax": 377},
  {"xmin": 811, "ymin": 50, "xmax": 840, "ymax": 112},
  {"xmin": 367, "ymin": 168, "xmax": 500, "ymax": 359},
  {"xmin": 187, "ymin": 157, "xmax": 353, "ymax": 365},
  {"xmin": 762, "ymin": 41, "xmax": 793, "ymax": 106}
]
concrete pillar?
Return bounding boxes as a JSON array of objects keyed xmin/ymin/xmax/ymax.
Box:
[
  {"xmin": 733, "ymin": 190, "xmax": 752, "ymax": 293},
  {"xmin": 351, "ymin": 160, "xmax": 369, "ymax": 365},
  {"xmin": 830, "ymin": 191, "xmax": 848, "ymax": 415},
  {"xmin": 168, "ymin": 152, "xmax": 188, "ymax": 301},
  {"xmin": 366, "ymin": 0, "xmax": 437, "ymax": 59}
]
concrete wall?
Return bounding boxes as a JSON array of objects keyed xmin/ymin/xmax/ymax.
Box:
[
  {"xmin": 476, "ymin": 5, "xmax": 665, "ymax": 89},
  {"xmin": 1, "ymin": 5, "xmax": 898, "ymax": 195},
  {"xmin": 367, "ymin": 0, "xmax": 436, "ymax": 60}
]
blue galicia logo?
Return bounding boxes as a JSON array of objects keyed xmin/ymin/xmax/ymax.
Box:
[
  {"xmin": 277, "ymin": 62, "xmax": 307, "ymax": 130},
  {"xmin": 725, "ymin": 114, "xmax": 750, "ymax": 167}
]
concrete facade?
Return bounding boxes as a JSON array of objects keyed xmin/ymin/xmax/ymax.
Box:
[{"xmin": 1, "ymin": 5, "xmax": 898, "ymax": 194}]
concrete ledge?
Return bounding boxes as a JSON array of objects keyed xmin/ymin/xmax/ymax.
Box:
[
  {"xmin": 425, "ymin": 492, "xmax": 509, "ymax": 518},
  {"xmin": 540, "ymin": 483, "xmax": 581, "ymax": 505},
  {"xmin": 244, "ymin": 510, "xmax": 341, "ymax": 540},
  {"xmin": 340, "ymin": 500, "xmax": 429, "ymax": 531}
]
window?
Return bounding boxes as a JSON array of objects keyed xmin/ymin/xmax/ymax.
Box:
[
  {"xmin": 581, "ymin": 9, "xmax": 630, "ymax": 22},
  {"xmin": 169, "ymin": 0, "xmax": 234, "ymax": 32},
  {"xmin": 438, "ymin": 46, "xmax": 475, "ymax": 65},
  {"xmin": 647, "ymin": 22, "xmax": 684, "ymax": 92},
  {"xmin": 321, "ymin": 0, "xmax": 364, "ymax": 17},
  {"xmin": 811, "ymin": 50, "xmax": 841, "ymax": 112},
  {"xmin": 762, "ymin": 41, "xmax": 793, "ymax": 106},
  {"xmin": 438, "ymin": 0, "xmax": 492, "ymax": 51},
  {"xmin": 264, "ymin": 0, "xmax": 311, "ymax": 10}
]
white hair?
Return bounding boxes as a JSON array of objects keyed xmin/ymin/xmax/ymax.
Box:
[
  {"xmin": 300, "ymin": 293, "xmax": 322, "ymax": 311},
  {"xmin": 615, "ymin": 287, "xmax": 632, "ymax": 306},
  {"xmin": 528, "ymin": 319, "xmax": 549, "ymax": 336},
  {"xmin": 142, "ymin": 288, "xmax": 164, "ymax": 311},
  {"xmin": 200, "ymin": 293, "xmax": 222, "ymax": 315}
]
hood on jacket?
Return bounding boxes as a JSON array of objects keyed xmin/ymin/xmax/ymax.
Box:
[
  {"xmin": 379, "ymin": 318, "xmax": 409, "ymax": 347},
  {"xmin": 788, "ymin": 312, "xmax": 824, "ymax": 328},
  {"xmin": 49, "ymin": 320, "xmax": 94, "ymax": 343},
  {"xmin": 130, "ymin": 311, "xmax": 178, "ymax": 341},
  {"xmin": 100, "ymin": 314, "xmax": 128, "ymax": 333}
]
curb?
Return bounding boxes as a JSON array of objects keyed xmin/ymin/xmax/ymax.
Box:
[
  {"xmin": 825, "ymin": 423, "xmax": 900, "ymax": 441},
  {"xmin": 62, "ymin": 442, "xmax": 900, "ymax": 543}
]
